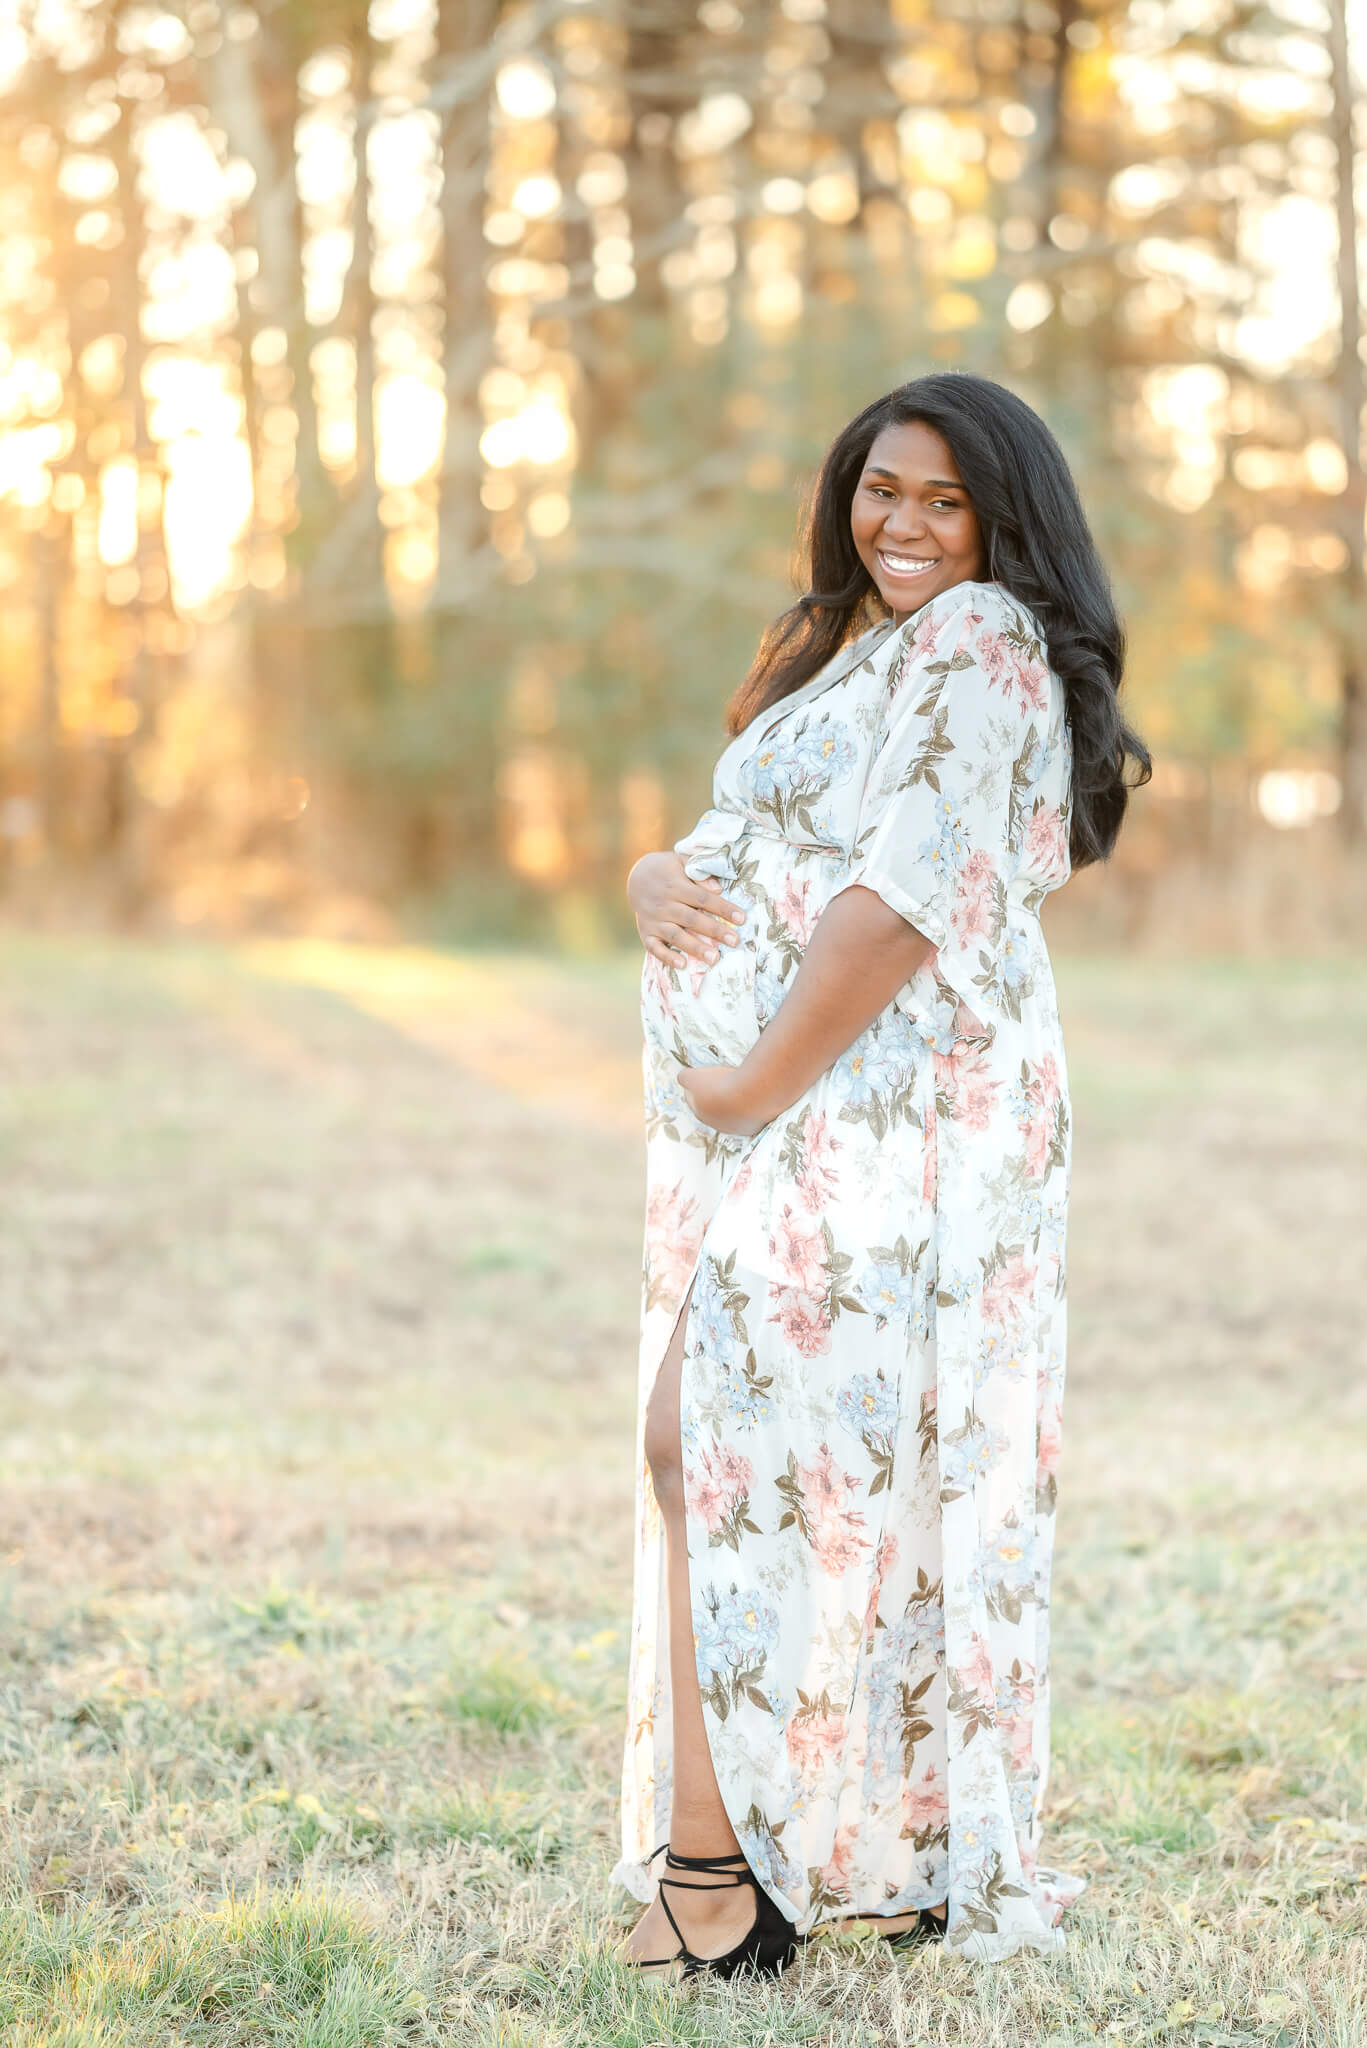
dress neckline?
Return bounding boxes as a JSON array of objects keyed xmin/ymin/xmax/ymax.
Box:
[{"xmin": 739, "ymin": 617, "xmax": 903, "ymax": 752}]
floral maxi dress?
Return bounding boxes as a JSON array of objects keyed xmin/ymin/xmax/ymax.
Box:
[{"xmin": 612, "ymin": 579, "xmax": 1087, "ymax": 1961}]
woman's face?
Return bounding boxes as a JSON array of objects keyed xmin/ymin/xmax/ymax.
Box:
[{"xmin": 849, "ymin": 419, "xmax": 986, "ymax": 622}]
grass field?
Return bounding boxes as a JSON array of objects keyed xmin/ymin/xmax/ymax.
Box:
[{"xmin": 1, "ymin": 934, "xmax": 1364, "ymax": 2048}]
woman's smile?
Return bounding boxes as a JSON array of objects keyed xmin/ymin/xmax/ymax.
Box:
[{"xmin": 875, "ymin": 548, "xmax": 940, "ymax": 582}]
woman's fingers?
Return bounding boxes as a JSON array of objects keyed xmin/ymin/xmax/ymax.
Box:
[
  {"xmin": 699, "ymin": 878, "xmax": 746, "ymax": 919},
  {"xmin": 662, "ymin": 918, "xmax": 719, "ymax": 963},
  {"xmin": 640, "ymin": 877, "xmax": 747, "ymax": 964},
  {"xmin": 688, "ymin": 880, "xmax": 746, "ymax": 937}
]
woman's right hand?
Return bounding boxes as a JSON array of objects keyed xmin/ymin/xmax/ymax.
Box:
[{"xmin": 627, "ymin": 851, "xmax": 748, "ymax": 969}]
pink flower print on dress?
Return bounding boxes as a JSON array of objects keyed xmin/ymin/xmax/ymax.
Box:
[
  {"xmin": 794, "ymin": 1444, "xmax": 870, "ymax": 1577},
  {"xmin": 775, "ymin": 873, "xmax": 820, "ymax": 947},
  {"xmin": 862, "ymin": 1530, "xmax": 900, "ymax": 1644},
  {"xmin": 1023, "ymin": 802, "xmax": 1068, "ymax": 882},
  {"xmin": 786, "ymin": 1705, "xmax": 849, "ymax": 1777},
  {"xmin": 979, "ymin": 1252, "xmax": 1038, "ymax": 1330},
  {"xmin": 949, "ymin": 848, "xmax": 998, "ymax": 947},
  {"xmin": 887, "ymin": 616, "xmax": 942, "ymax": 710},
  {"xmin": 644, "ymin": 1178, "xmax": 703, "ymax": 1300},
  {"xmin": 956, "ymin": 1633, "xmax": 996, "ymax": 1705},
  {"xmin": 685, "ymin": 950, "xmax": 712, "ymax": 998},
  {"xmin": 909, "ymin": 601, "xmax": 956, "ymax": 668},
  {"xmin": 793, "ymin": 1442, "xmax": 855, "ymax": 1520},
  {"xmin": 770, "ymin": 1203, "xmax": 828, "ymax": 1292},
  {"xmin": 641, "ymin": 950, "xmax": 677, "ymax": 1022},
  {"xmin": 686, "ymin": 1439, "xmax": 756, "ymax": 1537},
  {"xmin": 1006, "ymin": 1713, "xmax": 1035, "ymax": 1772},
  {"xmin": 768, "ymin": 1288, "xmax": 834, "ymax": 1356},
  {"xmin": 813, "ymin": 1513, "xmax": 871, "ymax": 1577},
  {"xmin": 1036, "ymin": 1417, "xmax": 1063, "ymax": 1480},
  {"xmin": 817, "ymin": 1820, "xmax": 859, "ymax": 1902},
  {"xmin": 900, "ymin": 1762, "xmax": 948, "ymax": 1839},
  {"xmin": 794, "ymin": 1108, "xmax": 843, "ymax": 1213},
  {"xmin": 1022, "ymin": 1110, "xmax": 1052, "ymax": 1183},
  {"xmin": 934, "ymin": 1045, "xmax": 999, "ymax": 1134},
  {"xmin": 1032, "ymin": 1053, "xmax": 1062, "ymax": 1107},
  {"xmin": 1019, "ymin": 1053, "xmax": 1063, "ymax": 1180},
  {"xmin": 977, "ymin": 624, "xmax": 1049, "ymax": 710}
]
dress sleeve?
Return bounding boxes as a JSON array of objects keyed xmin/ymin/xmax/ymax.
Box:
[{"xmin": 828, "ymin": 585, "xmax": 1053, "ymax": 1042}]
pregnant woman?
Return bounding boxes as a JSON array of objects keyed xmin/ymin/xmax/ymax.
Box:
[{"xmin": 613, "ymin": 371, "xmax": 1149, "ymax": 1979}]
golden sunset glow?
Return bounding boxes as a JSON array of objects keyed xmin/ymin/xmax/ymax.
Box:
[{"xmin": 0, "ymin": 1, "xmax": 1355, "ymax": 628}]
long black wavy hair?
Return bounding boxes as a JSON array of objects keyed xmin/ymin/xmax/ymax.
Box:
[{"xmin": 725, "ymin": 371, "xmax": 1151, "ymax": 868}]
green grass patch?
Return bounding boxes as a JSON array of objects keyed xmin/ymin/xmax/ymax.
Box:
[{"xmin": 0, "ymin": 1883, "xmax": 434, "ymax": 2044}]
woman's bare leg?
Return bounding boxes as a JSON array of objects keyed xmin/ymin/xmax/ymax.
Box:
[{"xmin": 622, "ymin": 1277, "xmax": 760, "ymax": 1967}]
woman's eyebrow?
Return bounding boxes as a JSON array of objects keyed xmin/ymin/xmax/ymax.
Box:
[{"xmin": 864, "ymin": 466, "xmax": 964, "ymax": 488}]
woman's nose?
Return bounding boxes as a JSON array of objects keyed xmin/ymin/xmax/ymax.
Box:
[{"xmin": 881, "ymin": 504, "xmax": 928, "ymax": 543}]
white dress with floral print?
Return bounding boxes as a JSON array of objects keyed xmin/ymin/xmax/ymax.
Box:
[{"xmin": 612, "ymin": 579, "xmax": 1087, "ymax": 1961}]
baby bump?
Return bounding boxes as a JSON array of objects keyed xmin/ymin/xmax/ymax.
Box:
[{"xmin": 640, "ymin": 937, "xmax": 762, "ymax": 1071}]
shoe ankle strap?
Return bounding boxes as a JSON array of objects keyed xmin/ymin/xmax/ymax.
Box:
[{"xmin": 663, "ymin": 1846, "xmax": 751, "ymax": 1875}]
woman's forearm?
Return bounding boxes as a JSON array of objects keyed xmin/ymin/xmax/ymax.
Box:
[{"xmin": 737, "ymin": 884, "xmax": 934, "ymax": 1123}]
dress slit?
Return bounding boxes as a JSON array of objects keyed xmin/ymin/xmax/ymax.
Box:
[{"xmin": 635, "ymin": 1131, "xmax": 773, "ymax": 1905}]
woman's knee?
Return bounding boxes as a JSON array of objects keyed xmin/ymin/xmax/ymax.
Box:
[
  {"xmin": 644, "ymin": 1396, "xmax": 685, "ymax": 1513},
  {"xmin": 645, "ymin": 1285, "xmax": 695, "ymax": 1514}
]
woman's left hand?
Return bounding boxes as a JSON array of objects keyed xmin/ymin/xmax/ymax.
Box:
[{"xmin": 676, "ymin": 1061, "xmax": 774, "ymax": 1136}]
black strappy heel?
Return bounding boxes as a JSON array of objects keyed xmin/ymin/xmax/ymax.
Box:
[
  {"xmin": 836, "ymin": 1902, "xmax": 948, "ymax": 1950},
  {"xmin": 880, "ymin": 1904, "xmax": 948, "ymax": 1950},
  {"xmin": 632, "ymin": 1842, "xmax": 797, "ymax": 1980}
]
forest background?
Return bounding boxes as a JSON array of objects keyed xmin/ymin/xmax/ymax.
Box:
[{"xmin": 0, "ymin": 0, "xmax": 1364, "ymax": 953}]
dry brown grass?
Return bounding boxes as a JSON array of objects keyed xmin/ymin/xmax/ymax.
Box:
[{"xmin": 0, "ymin": 934, "xmax": 1363, "ymax": 2047}]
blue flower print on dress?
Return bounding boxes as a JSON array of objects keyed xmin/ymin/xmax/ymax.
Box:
[
  {"xmin": 831, "ymin": 1034, "xmax": 907, "ymax": 1110},
  {"xmin": 695, "ymin": 1582, "xmax": 780, "ymax": 1686},
  {"xmin": 740, "ymin": 721, "xmax": 860, "ymax": 838},
  {"xmin": 645, "ymin": 1057, "xmax": 689, "ymax": 1122},
  {"xmin": 971, "ymin": 1332, "xmax": 1033, "ymax": 1400},
  {"xmin": 941, "ymin": 1418, "xmax": 1010, "ymax": 1496},
  {"xmin": 794, "ymin": 724, "xmax": 858, "ymax": 783},
  {"xmin": 977, "ymin": 1518, "xmax": 1036, "ymax": 1624},
  {"xmin": 911, "ymin": 984, "xmax": 963, "ymax": 1055},
  {"xmin": 950, "ymin": 1809, "xmax": 1009, "ymax": 1890},
  {"xmin": 720, "ymin": 1354, "xmax": 774, "ymax": 1429},
  {"xmin": 692, "ymin": 1261, "xmax": 741, "ymax": 1364},
  {"xmin": 869, "ymin": 1006, "xmax": 926, "ymax": 1085},
  {"xmin": 836, "ymin": 1372, "xmax": 899, "ymax": 1448},
  {"xmin": 855, "ymin": 1259, "xmax": 923, "ymax": 1331}
]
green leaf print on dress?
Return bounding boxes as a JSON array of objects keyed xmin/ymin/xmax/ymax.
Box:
[{"xmin": 618, "ymin": 584, "xmax": 1087, "ymax": 1960}]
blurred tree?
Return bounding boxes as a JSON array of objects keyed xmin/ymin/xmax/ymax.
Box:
[
  {"xmin": 1326, "ymin": 0, "xmax": 1364, "ymax": 842},
  {"xmin": 0, "ymin": 0, "xmax": 1357, "ymax": 933}
]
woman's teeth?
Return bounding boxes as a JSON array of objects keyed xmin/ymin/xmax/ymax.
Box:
[{"xmin": 877, "ymin": 550, "xmax": 937, "ymax": 576}]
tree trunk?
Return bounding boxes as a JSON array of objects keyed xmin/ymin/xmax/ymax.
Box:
[
  {"xmin": 1327, "ymin": 0, "xmax": 1366, "ymax": 843},
  {"xmin": 210, "ymin": 22, "xmax": 328, "ymax": 529},
  {"xmin": 106, "ymin": 99, "xmax": 156, "ymax": 890},
  {"xmin": 436, "ymin": 0, "xmax": 498, "ymax": 595},
  {"xmin": 35, "ymin": 527, "xmax": 63, "ymax": 854}
]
